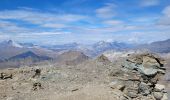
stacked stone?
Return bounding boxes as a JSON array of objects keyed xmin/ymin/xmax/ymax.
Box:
[{"xmin": 110, "ymin": 53, "xmax": 168, "ymax": 100}]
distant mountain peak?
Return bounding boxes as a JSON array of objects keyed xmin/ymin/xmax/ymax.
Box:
[
  {"xmin": 7, "ymin": 40, "xmax": 13, "ymax": 44},
  {"xmin": 97, "ymin": 41, "xmax": 108, "ymax": 44},
  {"xmin": 4, "ymin": 40, "xmax": 23, "ymax": 48},
  {"xmin": 56, "ymin": 50, "xmax": 89, "ymax": 65}
]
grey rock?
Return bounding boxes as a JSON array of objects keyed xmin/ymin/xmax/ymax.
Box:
[
  {"xmin": 0, "ymin": 72, "xmax": 12, "ymax": 79},
  {"xmin": 141, "ymin": 56, "xmax": 165, "ymax": 76},
  {"xmin": 123, "ymin": 53, "xmax": 165, "ymax": 76},
  {"xmin": 123, "ymin": 60, "xmax": 137, "ymax": 70},
  {"xmin": 162, "ymin": 93, "xmax": 168, "ymax": 100},
  {"xmin": 97, "ymin": 54, "xmax": 111, "ymax": 64},
  {"xmin": 154, "ymin": 84, "xmax": 165, "ymax": 92},
  {"xmin": 138, "ymin": 82, "xmax": 151, "ymax": 96},
  {"xmin": 109, "ymin": 80, "xmax": 125, "ymax": 91},
  {"xmin": 153, "ymin": 92, "xmax": 163, "ymax": 100},
  {"xmin": 124, "ymin": 87, "xmax": 138, "ymax": 98},
  {"xmin": 32, "ymin": 82, "xmax": 43, "ymax": 91},
  {"xmin": 32, "ymin": 68, "xmax": 41, "ymax": 78},
  {"xmin": 113, "ymin": 53, "xmax": 168, "ymax": 99}
]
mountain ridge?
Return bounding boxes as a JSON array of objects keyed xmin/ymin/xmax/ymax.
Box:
[
  {"xmin": 0, "ymin": 38, "xmax": 170, "ymax": 60},
  {"xmin": 8, "ymin": 51, "xmax": 52, "ymax": 62}
]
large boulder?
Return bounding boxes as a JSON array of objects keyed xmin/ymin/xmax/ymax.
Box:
[{"xmin": 123, "ymin": 53, "xmax": 165, "ymax": 76}]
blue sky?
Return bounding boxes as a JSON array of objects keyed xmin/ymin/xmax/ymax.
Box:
[{"xmin": 0, "ymin": 0, "xmax": 170, "ymax": 44}]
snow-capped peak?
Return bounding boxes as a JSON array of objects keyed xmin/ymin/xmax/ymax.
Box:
[
  {"xmin": 97, "ymin": 41, "xmax": 108, "ymax": 45},
  {"xmin": 6, "ymin": 40, "xmax": 23, "ymax": 48}
]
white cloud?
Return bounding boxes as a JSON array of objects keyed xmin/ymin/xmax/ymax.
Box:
[
  {"xmin": 0, "ymin": 20, "xmax": 30, "ymax": 33},
  {"xmin": 0, "ymin": 19, "xmax": 71, "ymax": 41},
  {"xmin": 157, "ymin": 5, "xmax": 170, "ymax": 25},
  {"xmin": 0, "ymin": 31, "xmax": 69, "ymax": 42},
  {"xmin": 33, "ymin": 32, "xmax": 68, "ymax": 35},
  {"xmin": 162, "ymin": 6, "xmax": 170, "ymax": 17},
  {"xmin": 158, "ymin": 17, "xmax": 170, "ymax": 25},
  {"xmin": 115, "ymin": 31, "xmax": 170, "ymax": 44},
  {"xmin": 0, "ymin": 20, "xmax": 14, "ymax": 27},
  {"xmin": 0, "ymin": 9, "xmax": 88, "ymax": 28},
  {"xmin": 0, "ymin": 9, "xmax": 88, "ymax": 39},
  {"xmin": 140, "ymin": 0, "xmax": 160, "ymax": 7},
  {"xmin": 41, "ymin": 23, "xmax": 67, "ymax": 28},
  {"xmin": 103, "ymin": 20, "xmax": 123, "ymax": 26},
  {"xmin": 96, "ymin": 3, "xmax": 116, "ymax": 19},
  {"xmin": 0, "ymin": 34, "xmax": 10, "ymax": 40},
  {"xmin": 18, "ymin": 32, "xmax": 66, "ymax": 36}
]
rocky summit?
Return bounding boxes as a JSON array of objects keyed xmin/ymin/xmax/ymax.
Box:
[
  {"xmin": 0, "ymin": 52, "xmax": 168, "ymax": 100},
  {"xmin": 109, "ymin": 53, "xmax": 168, "ymax": 99},
  {"xmin": 123, "ymin": 53, "xmax": 165, "ymax": 76}
]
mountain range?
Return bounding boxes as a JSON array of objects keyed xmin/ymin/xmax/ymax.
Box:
[
  {"xmin": 0, "ymin": 39, "xmax": 170, "ymax": 68},
  {"xmin": 138, "ymin": 39, "xmax": 170, "ymax": 53},
  {"xmin": 0, "ymin": 40, "xmax": 58, "ymax": 60}
]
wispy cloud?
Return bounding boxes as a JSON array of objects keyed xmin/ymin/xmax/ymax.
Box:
[
  {"xmin": 157, "ymin": 5, "xmax": 170, "ymax": 25},
  {"xmin": 0, "ymin": 9, "xmax": 88, "ymax": 28},
  {"xmin": 0, "ymin": 20, "xmax": 30, "ymax": 33},
  {"xmin": 162, "ymin": 6, "xmax": 170, "ymax": 17},
  {"xmin": 0, "ymin": 34, "xmax": 10, "ymax": 40},
  {"xmin": 96, "ymin": 3, "xmax": 116, "ymax": 19},
  {"xmin": 140, "ymin": 0, "xmax": 160, "ymax": 7},
  {"xmin": 103, "ymin": 20, "xmax": 124, "ymax": 26},
  {"xmin": 16, "ymin": 31, "xmax": 70, "ymax": 38},
  {"xmin": 0, "ymin": 9, "xmax": 89, "ymax": 42},
  {"xmin": 41, "ymin": 23, "xmax": 67, "ymax": 29}
]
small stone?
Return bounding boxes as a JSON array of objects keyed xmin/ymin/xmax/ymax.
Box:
[
  {"xmin": 124, "ymin": 88, "xmax": 138, "ymax": 98},
  {"xmin": 0, "ymin": 72, "xmax": 12, "ymax": 79},
  {"xmin": 118, "ymin": 85, "xmax": 125, "ymax": 91},
  {"xmin": 71, "ymin": 88, "xmax": 79, "ymax": 92},
  {"xmin": 109, "ymin": 80, "xmax": 125, "ymax": 91},
  {"xmin": 139, "ymin": 82, "xmax": 151, "ymax": 96},
  {"xmin": 32, "ymin": 69, "xmax": 41, "ymax": 78},
  {"xmin": 153, "ymin": 92, "xmax": 163, "ymax": 100},
  {"xmin": 154, "ymin": 84, "xmax": 165, "ymax": 92},
  {"xmin": 6, "ymin": 97, "xmax": 14, "ymax": 100},
  {"xmin": 162, "ymin": 93, "xmax": 168, "ymax": 100},
  {"xmin": 32, "ymin": 82, "xmax": 43, "ymax": 91},
  {"xmin": 126, "ymin": 91, "xmax": 138, "ymax": 98}
]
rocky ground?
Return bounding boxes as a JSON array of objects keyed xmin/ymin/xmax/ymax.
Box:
[
  {"xmin": 161, "ymin": 53, "xmax": 170, "ymax": 99},
  {"xmin": 0, "ymin": 52, "xmax": 169, "ymax": 100}
]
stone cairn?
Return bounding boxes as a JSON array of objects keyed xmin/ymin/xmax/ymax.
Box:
[{"xmin": 109, "ymin": 53, "xmax": 168, "ymax": 100}]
